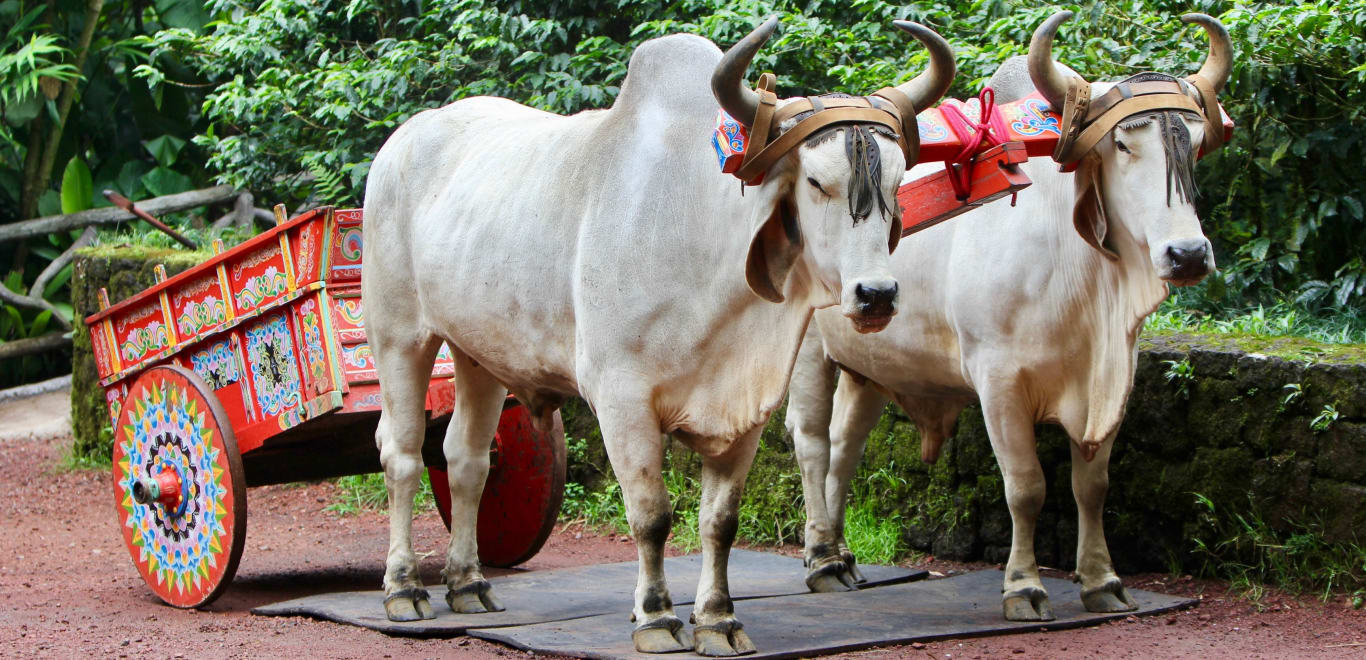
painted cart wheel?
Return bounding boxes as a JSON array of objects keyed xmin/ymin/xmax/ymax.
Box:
[
  {"xmin": 112, "ymin": 365, "xmax": 247, "ymax": 608},
  {"xmin": 429, "ymin": 403, "xmax": 566, "ymax": 567}
]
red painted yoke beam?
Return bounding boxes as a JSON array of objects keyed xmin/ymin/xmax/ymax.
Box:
[{"xmin": 896, "ymin": 142, "xmax": 1031, "ymax": 237}]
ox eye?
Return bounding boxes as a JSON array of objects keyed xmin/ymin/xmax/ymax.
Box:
[
  {"xmin": 807, "ymin": 177, "xmax": 829, "ymax": 196},
  {"xmin": 1115, "ymin": 140, "xmax": 1131, "ymax": 154}
]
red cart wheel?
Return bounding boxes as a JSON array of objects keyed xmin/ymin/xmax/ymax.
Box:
[
  {"xmin": 112, "ymin": 365, "xmax": 247, "ymax": 608},
  {"xmin": 429, "ymin": 403, "xmax": 566, "ymax": 567}
]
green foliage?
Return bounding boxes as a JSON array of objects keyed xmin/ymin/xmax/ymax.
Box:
[
  {"xmin": 1310, "ymin": 402, "xmax": 1340, "ymax": 432},
  {"xmin": 1145, "ymin": 294, "xmax": 1366, "ymax": 345},
  {"xmin": 59, "ymin": 156, "xmax": 92, "ymax": 214},
  {"xmin": 0, "ymin": 5, "xmax": 79, "ymax": 158},
  {"xmin": 1190, "ymin": 492, "xmax": 1366, "ymax": 601},
  {"xmin": 325, "ymin": 470, "xmax": 436, "ymax": 516},
  {"xmin": 1163, "ymin": 357, "xmax": 1196, "ymax": 399}
]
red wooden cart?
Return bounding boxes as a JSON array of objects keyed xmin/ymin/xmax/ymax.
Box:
[{"xmin": 83, "ymin": 206, "xmax": 566, "ymax": 608}]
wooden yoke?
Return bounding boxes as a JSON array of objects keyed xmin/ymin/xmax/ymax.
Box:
[{"xmin": 896, "ymin": 90, "xmax": 1235, "ymax": 235}]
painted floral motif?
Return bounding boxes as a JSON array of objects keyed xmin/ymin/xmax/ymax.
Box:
[
  {"xmin": 116, "ymin": 380, "xmax": 229, "ymax": 597},
  {"xmin": 337, "ymin": 298, "xmax": 364, "ymax": 327},
  {"xmin": 1009, "ymin": 97, "xmax": 1061, "ymax": 137},
  {"xmin": 342, "ymin": 343, "xmax": 373, "ymax": 369},
  {"xmin": 176, "ymin": 295, "xmax": 227, "ymax": 338},
  {"xmin": 339, "ymin": 226, "xmax": 363, "ymax": 261},
  {"xmin": 190, "ymin": 339, "xmax": 240, "ymax": 390},
  {"xmin": 121, "ymin": 320, "xmax": 170, "ymax": 363},
  {"xmin": 106, "ymin": 386, "xmax": 125, "ymax": 423},
  {"xmin": 234, "ymin": 265, "xmax": 289, "ymax": 310},
  {"xmin": 916, "ymin": 110, "xmax": 949, "ymax": 142},
  {"xmin": 295, "ymin": 223, "xmax": 317, "ymax": 282},
  {"xmin": 245, "ymin": 314, "xmax": 301, "ymax": 416},
  {"xmin": 297, "ymin": 299, "xmax": 328, "ymax": 388}
]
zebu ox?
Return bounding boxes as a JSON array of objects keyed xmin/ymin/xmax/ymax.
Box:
[
  {"xmin": 362, "ymin": 18, "xmax": 954, "ymax": 655},
  {"xmin": 786, "ymin": 11, "xmax": 1231, "ymax": 621}
]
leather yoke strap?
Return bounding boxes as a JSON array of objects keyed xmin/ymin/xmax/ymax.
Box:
[
  {"xmin": 1185, "ymin": 73, "xmax": 1225, "ymax": 153},
  {"xmin": 744, "ymin": 73, "xmax": 779, "ymax": 166},
  {"xmin": 736, "ymin": 106, "xmax": 905, "ymax": 183},
  {"xmin": 1055, "ymin": 92, "xmax": 1204, "ymax": 164},
  {"xmin": 1054, "ymin": 72, "xmax": 1226, "ymax": 165}
]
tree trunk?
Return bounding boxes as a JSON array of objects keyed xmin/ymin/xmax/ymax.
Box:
[{"xmin": 21, "ymin": 0, "xmax": 106, "ymax": 223}]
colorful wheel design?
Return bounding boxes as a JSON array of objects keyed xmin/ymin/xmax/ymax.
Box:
[
  {"xmin": 429, "ymin": 402, "xmax": 566, "ymax": 567},
  {"xmin": 112, "ymin": 365, "xmax": 247, "ymax": 608}
]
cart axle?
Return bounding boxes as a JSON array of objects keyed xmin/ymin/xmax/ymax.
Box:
[{"xmin": 131, "ymin": 470, "xmax": 182, "ymax": 510}]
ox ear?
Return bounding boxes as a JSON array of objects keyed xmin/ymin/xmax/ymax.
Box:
[
  {"xmin": 1073, "ymin": 154, "xmax": 1120, "ymax": 262},
  {"xmin": 745, "ymin": 190, "xmax": 803, "ymax": 303}
]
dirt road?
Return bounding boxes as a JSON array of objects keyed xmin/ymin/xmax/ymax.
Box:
[{"xmin": 0, "ymin": 426, "xmax": 1361, "ymax": 658}]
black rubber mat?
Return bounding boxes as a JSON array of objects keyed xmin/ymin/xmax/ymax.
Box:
[
  {"xmin": 470, "ymin": 569, "xmax": 1197, "ymax": 659},
  {"xmin": 251, "ymin": 549, "xmax": 924, "ymax": 637}
]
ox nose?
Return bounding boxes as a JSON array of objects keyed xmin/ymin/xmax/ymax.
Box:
[
  {"xmin": 1166, "ymin": 241, "xmax": 1210, "ymax": 279},
  {"xmin": 854, "ymin": 281, "xmax": 899, "ymax": 318}
]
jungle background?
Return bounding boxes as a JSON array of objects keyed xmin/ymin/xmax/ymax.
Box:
[{"xmin": 2, "ymin": 0, "xmax": 1363, "ymax": 601}]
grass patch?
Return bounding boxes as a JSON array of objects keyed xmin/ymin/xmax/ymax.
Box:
[
  {"xmin": 1191, "ymin": 492, "xmax": 1366, "ymax": 605},
  {"xmin": 56, "ymin": 446, "xmax": 110, "ymax": 472},
  {"xmin": 326, "ymin": 471, "xmax": 435, "ymax": 516},
  {"xmin": 1145, "ymin": 297, "xmax": 1366, "ymax": 345},
  {"xmin": 561, "ymin": 437, "xmax": 917, "ymax": 565}
]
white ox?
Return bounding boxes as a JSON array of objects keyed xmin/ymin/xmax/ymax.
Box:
[
  {"xmin": 787, "ymin": 11, "xmax": 1231, "ymax": 621},
  {"xmin": 361, "ymin": 18, "xmax": 954, "ymax": 655}
]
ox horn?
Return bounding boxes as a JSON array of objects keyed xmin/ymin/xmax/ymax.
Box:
[
  {"xmin": 1028, "ymin": 10, "xmax": 1083, "ymax": 112},
  {"xmin": 1181, "ymin": 13, "xmax": 1232, "ymax": 93},
  {"xmin": 889, "ymin": 21, "xmax": 956, "ymax": 113},
  {"xmin": 712, "ymin": 16, "xmax": 780, "ymax": 128}
]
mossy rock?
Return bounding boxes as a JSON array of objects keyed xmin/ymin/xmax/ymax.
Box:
[{"xmin": 70, "ymin": 246, "xmax": 212, "ymax": 460}]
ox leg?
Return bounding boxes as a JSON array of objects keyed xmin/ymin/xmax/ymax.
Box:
[
  {"xmin": 440, "ymin": 352, "xmax": 509, "ymax": 614},
  {"xmin": 599, "ymin": 408, "xmax": 689, "ymax": 653},
  {"xmin": 374, "ymin": 335, "xmax": 442, "ymax": 622},
  {"xmin": 785, "ymin": 326, "xmax": 847, "ymax": 592},
  {"xmin": 818, "ymin": 372, "xmax": 888, "ymax": 591},
  {"xmin": 1072, "ymin": 435, "xmax": 1138, "ymax": 613},
  {"xmin": 981, "ymin": 392, "xmax": 1053, "ymax": 622},
  {"xmin": 692, "ymin": 426, "xmax": 761, "ymax": 657}
]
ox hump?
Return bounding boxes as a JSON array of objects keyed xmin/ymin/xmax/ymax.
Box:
[{"xmin": 613, "ymin": 33, "xmax": 722, "ymax": 112}]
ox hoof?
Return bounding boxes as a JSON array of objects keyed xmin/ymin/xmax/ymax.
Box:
[
  {"xmin": 383, "ymin": 587, "xmax": 435, "ymax": 622},
  {"xmin": 805, "ymin": 558, "xmax": 858, "ymax": 593},
  {"xmin": 446, "ymin": 579, "xmax": 505, "ymax": 614},
  {"xmin": 840, "ymin": 547, "xmax": 868, "ymax": 584},
  {"xmin": 694, "ymin": 620, "xmax": 756, "ymax": 657},
  {"xmin": 1081, "ymin": 579, "xmax": 1139, "ymax": 613},
  {"xmin": 1002, "ymin": 587, "xmax": 1055, "ymax": 622},
  {"xmin": 632, "ymin": 615, "xmax": 692, "ymax": 653}
]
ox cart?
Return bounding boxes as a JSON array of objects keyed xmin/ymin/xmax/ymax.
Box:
[{"xmin": 83, "ymin": 206, "xmax": 566, "ymax": 608}]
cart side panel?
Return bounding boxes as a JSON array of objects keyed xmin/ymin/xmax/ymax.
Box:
[
  {"xmin": 182, "ymin": 333, "xmax": 255, "ymax": 435},
  {"xmin": 293, "ymin": 292, "xmax": 335, "ymax": 398},
  {"xmin": 112, "ymin": 300, "xmax": 172, "ymax": 372},
  {"xmin": 91, "ymin": 317, "xmax": 112, "ymax": 379},
  {"xmin": 168, "ymin": 273, "xmax": 230, "ymax": 343},
  {"xmin": 241, "ymin": 310, "xmax": 303, "ymax": 415},
  {"xmin": 329, "ymin": 209, "xmax": 363, "ymax": 286},
  {"xmin": 228, "ymin": 242, "xmax": 290, "ymax": 316},
  {"xmin": 289, "ymin": 210, "xmax": 328, "ymax": 287}
]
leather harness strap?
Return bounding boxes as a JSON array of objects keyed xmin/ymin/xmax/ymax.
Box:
[
  {"xmin": 1055, "ymin": 92, "xmax": 1204, "ymax": 164},
  {"xmin": 1053, "ymin": 72, "xmax": 1221, "ymax": 165},
  {"xmin": 733, "ymin": 76, "xmax": 916, "ymax": 185},
  {"xmin": 1184, "ymin": 73, "xmax": 1225, "ymax": 153}
]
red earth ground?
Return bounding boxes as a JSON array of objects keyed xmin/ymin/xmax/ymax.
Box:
[{"xmin": 1, "ymin": 426, "xmax": 1363, "ymax": 658}]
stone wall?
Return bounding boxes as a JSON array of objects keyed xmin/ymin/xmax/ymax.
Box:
[
  {"xmin": 563, "ymin": 334, "xmax": 1366, "ymax": 573},
  {"xmin": 70, "ymin": 247, "xmax": 212, "ymax": 458}
]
